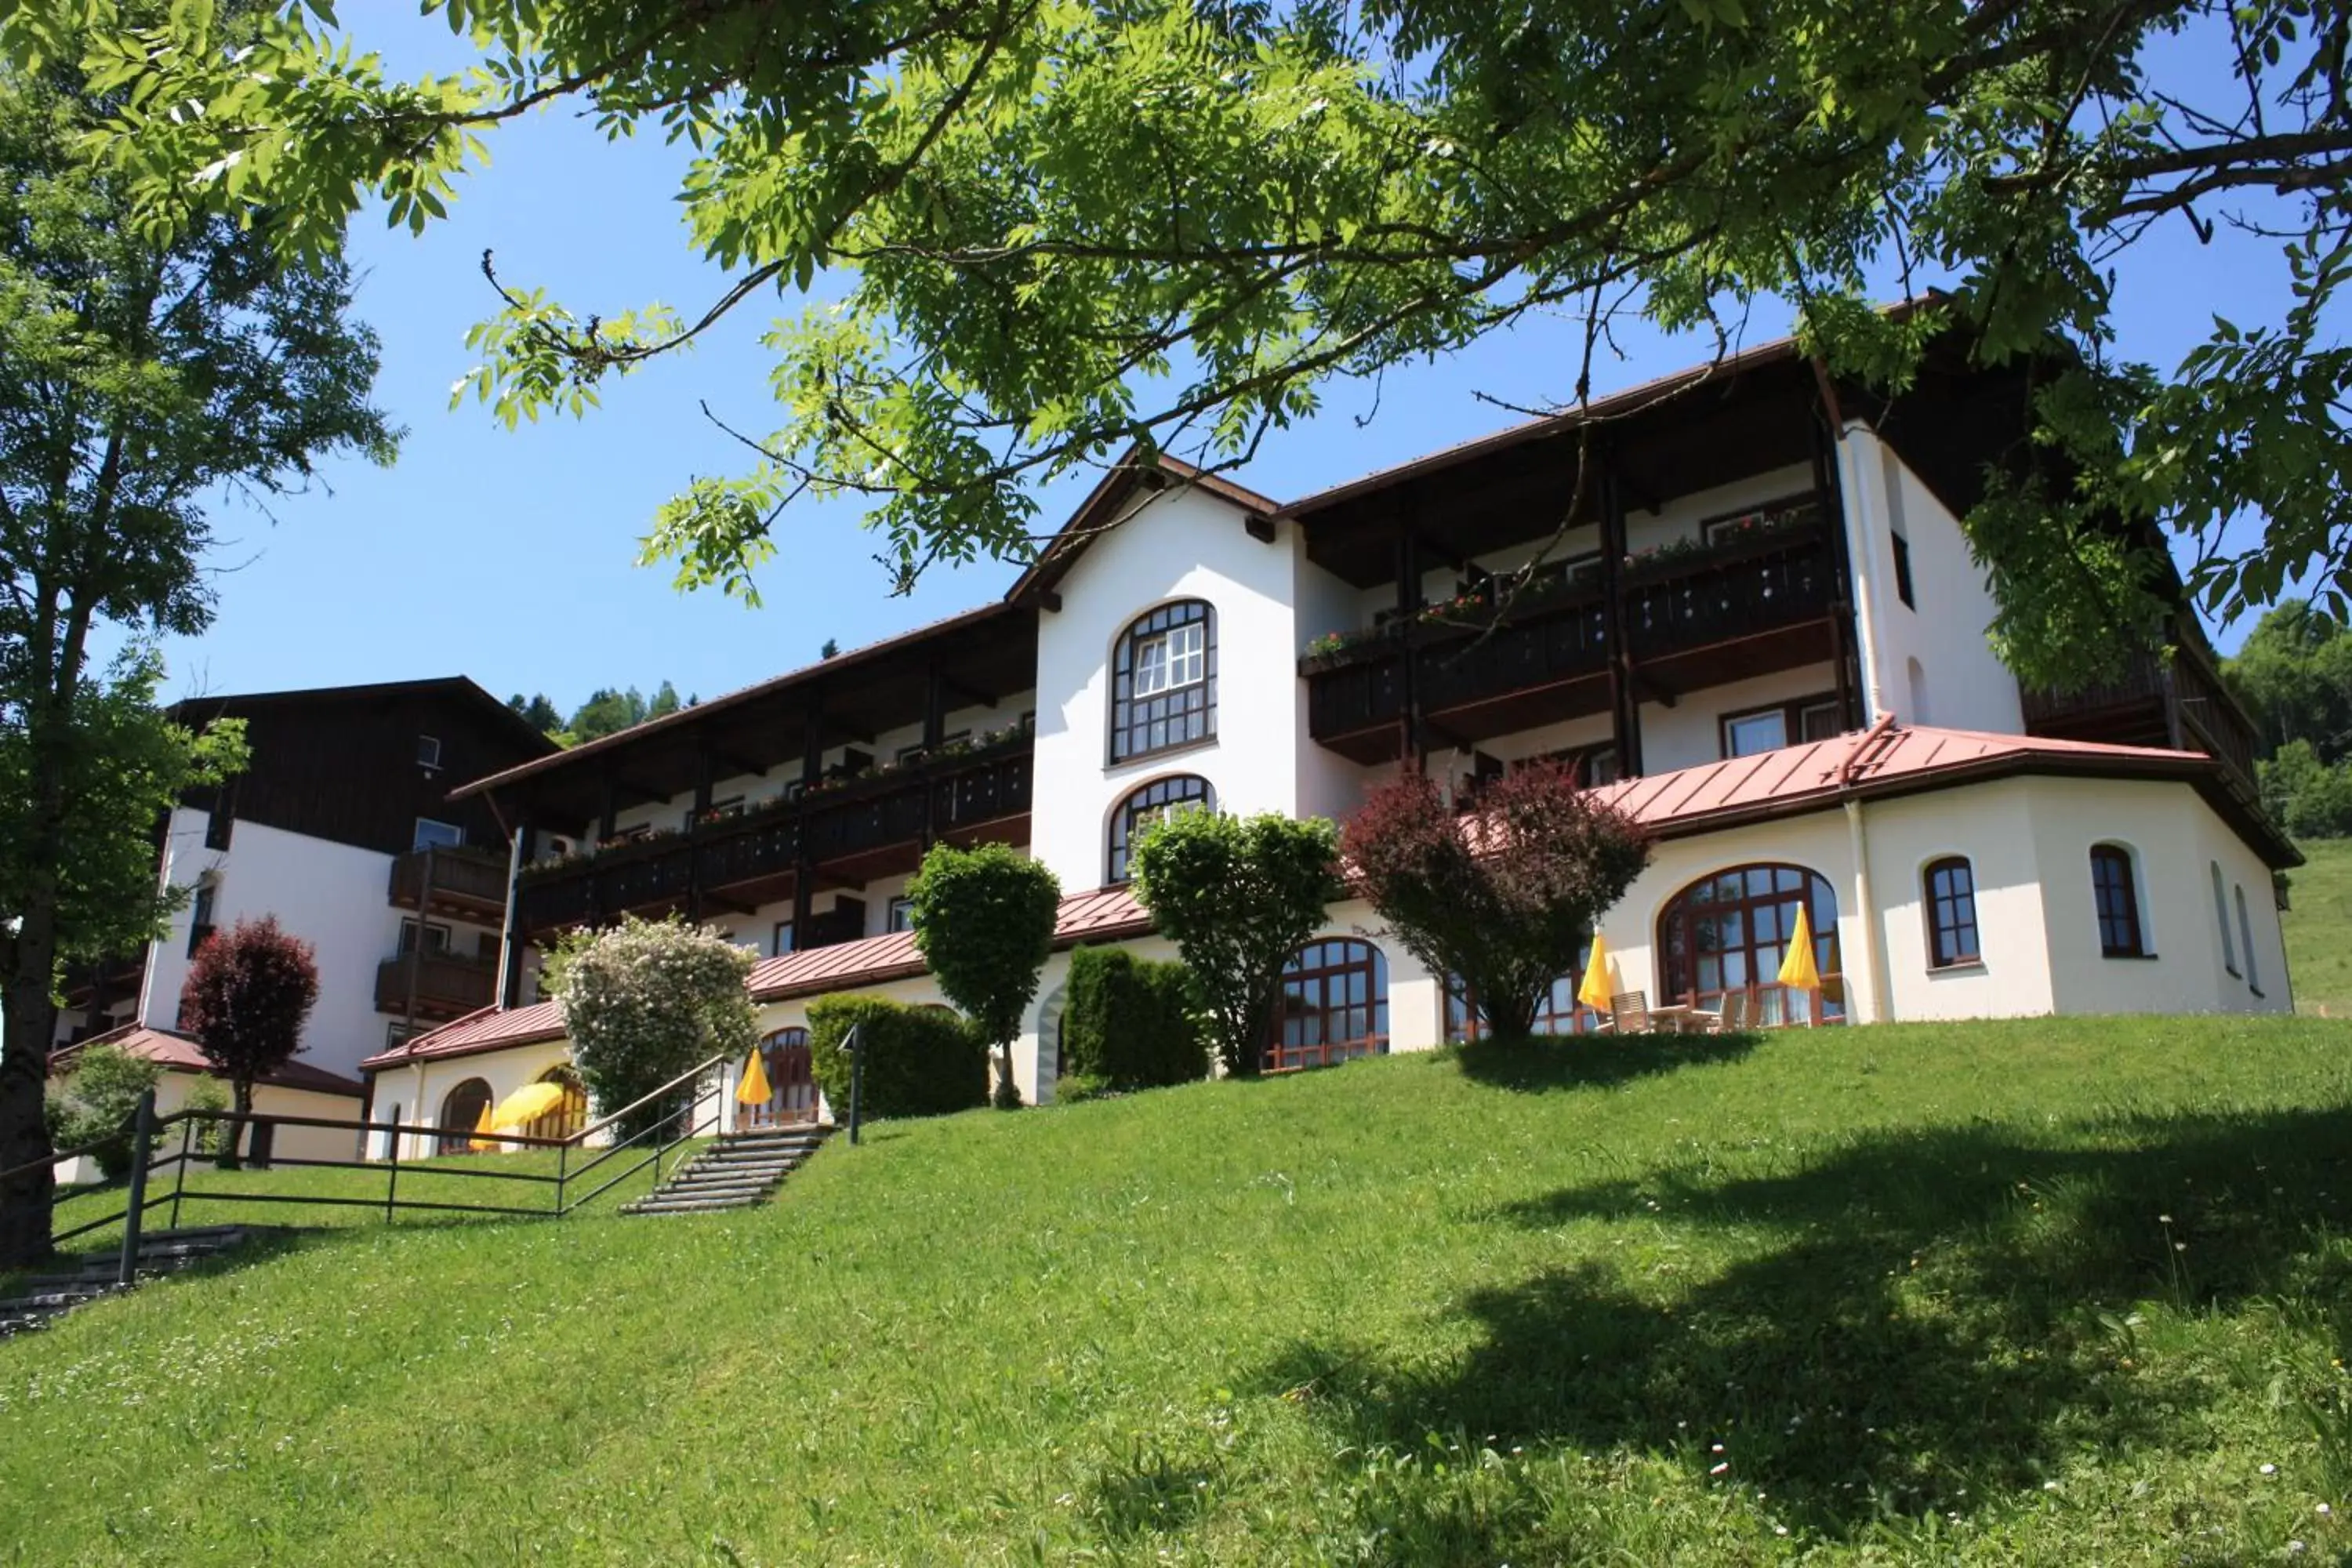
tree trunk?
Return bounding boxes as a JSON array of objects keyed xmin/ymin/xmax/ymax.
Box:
[
  {"xmin": 0, "ymin": 941, "xmax": 61, "ymax": 1269},
  {"xmin": 993, "ymin": 1041, "xmax": 1022, "ymax": 1109},
  {"xmin": 224, "ymin": 1076, "xmax": 255, "ymax": 1169},
  {"xmin": 1483, "ymin": 989, "xmax": 1541, "ymax": 1044}
]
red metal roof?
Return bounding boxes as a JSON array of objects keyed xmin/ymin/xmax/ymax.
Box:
[
  {"xmin": 746, "ymin": 885, "xmax": 1149, "ymax": 1001},
  {"xmin": 54, "ymin": 1025, "xmax": 367, "ymax": 1098},
  {"xmin": 359, "ymin": 1000, "xmax": 568, "ymax": 1072}
]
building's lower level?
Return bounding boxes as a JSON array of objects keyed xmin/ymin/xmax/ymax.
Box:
[{"xmin": 361, "ymin": 724, "xmax": 2296, "ymax": 1156}]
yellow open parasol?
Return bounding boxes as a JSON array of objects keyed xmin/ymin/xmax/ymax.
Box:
[
  {"xmin": 735, "ymin": 1046, "xmax": 773, "ymax": 1107},
  {"xmin": 1576, "ymin": 932, "xmax": 1619, "ymax": 1011},
  {"xmin": 488, "ymin": 1080, "xmax": 570, "ymax": 1134}
]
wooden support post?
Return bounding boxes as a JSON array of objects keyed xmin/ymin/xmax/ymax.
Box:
[
  {"xmin": 1598, "ymin": 451, "xmax": 1642, "ymax": 777},
  {"xmin": 499, "ymin": 817, "xmax": 531, "ymax": 1009},
  {"xmin": 1398, "ymin": 500, "xmax": 1425, "ymax": 770}
]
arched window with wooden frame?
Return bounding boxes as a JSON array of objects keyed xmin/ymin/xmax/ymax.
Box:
[
  {"xmin": 1105, "ymin": 774, "xmax": 1215, "ymax": 884},
  {"xmin": 1109, "ymin": 600, "xmax": 1216, "ymax": 763},
  {"xmin": 522, "ymin": 1066, "xmax": 589, "ymax": 1142},
  {"xmin": 1922, "ymin": 856, "xmax": 1980, "ymax": 970},
  {"xmin": 437, "ymin": 1077, "xmax": 492, "ymax": 1156},
  {"xmin": 1656, "ymin": 863, "xmax": 1844, "ymax": 1025},
  {"xmin": 743, "ymin": 1027, "xmax": 819, "ymax": 1128},
  {"xmin": 1266, "ymin": 938, "xmax": 1388, "ymax": 1072},
  {"xmin": 2090, "ymin": 844, "xmax": 2147, "ymax": 957},
  {"xmin": 1443, "ymin": 953, "xmax": 1604, "ymax": 1044}
]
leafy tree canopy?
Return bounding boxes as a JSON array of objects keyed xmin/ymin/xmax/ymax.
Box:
[
  {"xmin": 0, "ymin": 1, "xmax": 390, "ymax": 1265},
  {"xmin": 546, "ymin": 914, "xmax": 757, "ymax": 1136},
  {"xmin": 2225, "ymin": 599, "xmax": 2352, "ymax": 837},
  {"xmin": 17, "ymin": 0, "xmax": 2350, "ymax": 676},
  {"xmin": 1131, "ymin": 811, "xmax": 1340, "ymax": 1076},
  {"xmin": 179, "ymin": 914, "xmax": 321, "ymax": 1163},
  {"xmin": 1343, "ymin": 762, "xmax": 1650, "ymax": 1041}
]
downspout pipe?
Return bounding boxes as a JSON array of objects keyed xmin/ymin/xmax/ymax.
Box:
[
  {"xmin": 1831, "ymin": 420, "xmax": 1893, "ymax": 722},
  {"xmin": 1837, "ymin": 716, "xmax": 1900, "ymax": 1024}
]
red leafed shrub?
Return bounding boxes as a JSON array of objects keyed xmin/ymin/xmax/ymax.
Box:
[
  {"xmin": 179, "ymin": 916, "xmax": 320, "ymax": 1163},
  {"xmin": 1343, "ymin": 762, "xmax": 1651, "ymax": 1041}
]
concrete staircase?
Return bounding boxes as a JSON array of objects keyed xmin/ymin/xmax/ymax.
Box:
[
  {"xmin": 0, "ymin": 1225, "xmax": 276, "ymax": 1339},
  {"xmin": 619, "ymin": 1124, "xmax": 833, "ymax": 1217}
]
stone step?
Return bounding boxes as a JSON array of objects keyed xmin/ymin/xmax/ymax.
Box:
[
  {"xmin": 675, "ymin": 1161, "xmax": 795, "ymax": 1181},
  {"xmin": 619, "ymin": 1196, "xmax": 768, "ymax": 1215},
  {"xmin": 659, "ymin": 1180, "xmax": 783, "ymax": 1200},
  {"xmin": 702, "ymin": 1142, "xmax": 822, "ymax": 1160}
]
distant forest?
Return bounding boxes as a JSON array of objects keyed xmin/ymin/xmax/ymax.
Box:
[
  {"xmin": 2225, "ymin": 601, "xmax": 2352, "ymax": 839},
  {"xmin": 506, "ymin": 683, "xmax": 693, "ymax": 749}
]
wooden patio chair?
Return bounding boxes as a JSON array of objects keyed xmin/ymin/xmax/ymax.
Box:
[{"xmin": 1608, "ymin": 991, "xmax": 1652, "ymax": 1035}]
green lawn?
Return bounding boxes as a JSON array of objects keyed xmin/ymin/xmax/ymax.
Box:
[
  {"xmin": 2287, "ymin": 836, "xmax": 2352, "ymax": 1016},
  {"xmin": 9, "ymin": 1015, "xmax": 2352, "ymax": 1563}
]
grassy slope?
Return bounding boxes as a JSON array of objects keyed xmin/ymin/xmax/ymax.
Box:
[
  {"xmin": 8, "ymin": 1017, "xmax": 2352, "ymax": 1565},
  {"xmin": 2287, "ymin": 837, "xmax": 2352, "ymax": 1016}
]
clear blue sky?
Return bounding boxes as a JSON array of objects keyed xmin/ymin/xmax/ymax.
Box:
[{"xmin": 150, "ymin": 16, "xmax": 2316, "ymax": 714}]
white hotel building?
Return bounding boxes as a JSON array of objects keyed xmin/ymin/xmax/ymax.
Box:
[{"xmin": 359, "ymin": 334, "xmax": 2297, "ymax": 1151}]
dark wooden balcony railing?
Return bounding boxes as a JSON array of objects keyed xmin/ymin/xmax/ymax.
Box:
[
  {"xmin": 388, "ymin": 844, "xmax": 512, "ymax": 916},
  {"xmin": 374, "ymin": 953, "xmax": 500, "ymax": 1018},
  {"xmin": 515, "ymin": 744, "xmax": 1034, "ymax": 936},
  {"xmin": 1307, "ymin": 528, "xmax": 1836, "ymax": 743},
  {"xmin": 2021, "ymin": 638, "xmax": 2259, "ymax": 794}
]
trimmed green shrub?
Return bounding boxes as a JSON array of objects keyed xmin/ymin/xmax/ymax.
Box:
[
  {"xmin": 49, "ymin": 1043, "xmax": 165, "ymax": 1180},
  {"xmin": 907, "ymin": 840, "xmax": 1061, "ymax": 1109},
  {"xmin": 808, "ymin": 996, "xmax": 988, "ymax": 1120},
  {"xmin": 1062, "ymin": 946, "xmax": 1210, "ymax": 1092}
]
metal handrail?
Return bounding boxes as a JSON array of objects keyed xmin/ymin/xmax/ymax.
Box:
[{"xmin": 8, "ymin": 1051, "xmax": 755, "ymax": 1269}]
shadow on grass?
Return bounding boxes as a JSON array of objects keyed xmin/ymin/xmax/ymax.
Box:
[
  {"xmin": 1239, "ymin": 1104, "xmax": 2352, "ymax": 1555},
  {"xmin": 1452, "ymin": 1028, "xmax": 1759, "ymax": 1093}
]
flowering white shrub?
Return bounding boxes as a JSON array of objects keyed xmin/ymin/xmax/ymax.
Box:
[{"xmin": 546, "ymin": 915, "xmax": 757, "ymax": 1134}]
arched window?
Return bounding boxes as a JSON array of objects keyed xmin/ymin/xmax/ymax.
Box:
[
  {"xmin": 1923, "ymin": 857, "xmax": 1980, "ymax": 969},
  {"xmin": 524, "ymin": 1066, "xmax": 588, "ymax": 1142},
  {"xmin": 2090, "ymin": 844, "xmax": 2147, "ymax": 957},
  {"xmin": 2212, "ymin": 862, "xmax": 2239, "ymax": 976},
  {"xmin": 2234, "ymin": 884, "xmax": 2262, "ymax": 996},
  {"xmin": 1109, "ymin": 600, "xmax": 1215, "ymax": 762},
  {"xmin": 744, "ymin": 1027, "xmax": 818, "ymax": 1128},
  {"xmin": 437, "ymin": 1077, "xmax": 492, "ymax": 1156},
  {"xmin": 1267, "ymin": 938, "xmax": 1388, "ymax": 1072},
  {"xmin": 1657, "ymin": 863, "xmax": 1843, "ymax": 1025},
  {"xmin": 1106, "ymin": 775, "xmax": 1214, "ymax": 884},
  {"xmin": 1443, "ymin": 951, "xmax": 1602, "ymax": 1043}
]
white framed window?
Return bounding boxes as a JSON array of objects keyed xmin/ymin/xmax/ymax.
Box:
[
  {"xmin": 398, "ymin": 920, "xmax": 452, "ymax": 956},
  {"xmin": 417, "ymin": 735, "xmax": 443, "ymax": 770},
  {"xmin": 1722, "ymin": 709, "xmax": 1787, "ymax": 757},
  {"xmin": 1134, "ymin": 620, "xmax": 1206, "ymax": 698},
  {"xmin": 413, "ymin": 818, "xmax": 464, "ymax": 851},
  {"xmin": 771, "ymin": 920, "xmax": 795, "ymax": 957},
  {"xmin": 887, "ymin": 896, "xmax": 916, "ymax": 933}
]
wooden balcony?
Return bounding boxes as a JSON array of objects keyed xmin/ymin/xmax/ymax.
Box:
[
  {"xmin": 388, "ymin": 844, "xmax": 512, "ymax": 923},
  {"xmin": 2021, "ymin": 637, "xmax": 2259, "ymax": 797},
  {"xmin": 1307, "ymin": 526, "xmax": 1841, "ymax": 762},
  {"xmin": 514, "ymin": 742, "xmax": 1034, "ymax": 938},
  {"xmin": 374, "ymin": 953, "xmax": 500, "ymax": 1021}
]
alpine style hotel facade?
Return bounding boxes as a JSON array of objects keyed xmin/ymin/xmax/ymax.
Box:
[{"xmin": 354, "ymin": 332, "xmax": 2296, "ymax": 1151}]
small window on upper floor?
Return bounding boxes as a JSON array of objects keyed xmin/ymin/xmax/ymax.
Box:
[
  {"xmin": 187, "ymin": 877, "xmax": 218, "ymax": 958},
  {"xmin": 204, "ymin": 784, "xmax": 236, "ymax": 851},
  {"xmin": 887, "ymin": 895, "xmax": 916, "ymax": 934},
  {"xmin": 417, "ymin": 734, "xmax": 443, "ymax": 770},
  {"xmin": 2091, "ymin": 844, "xmax": 2148, "ymax": 957},
  {"xmin": 1891, "ymin": 533, "xmax": 1916, "ymax": 610},
  {"xmin": 1719, "ymin": 695, "xmax": 1842, "ymax": 760},
  {"xmin": 1110, "ymin": 601, "xmax": 1216, "ymax": 763},
  {"xmin": 413, "ymin": 818, "xmax": 465, "ymax": 851}
]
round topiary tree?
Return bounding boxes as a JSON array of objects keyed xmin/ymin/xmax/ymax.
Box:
[
  {"xmin": 1130, "ymin": 811, "xmax": 1341, "ymax": 1077},
  {"xmin": 546, "ymin": 914, "xmax": 758, "ymax": 1138},
  {"xmin": 179, "ymin": 915, "xmax": 319, "ymax": 1167},
  {"xmin": 1343, "ymin": 761, "xmax": 1651, "ymax": 1042},
  {"xmin": 907, "ymin": 841, "xmax": 1062, "ymax": 1109}
]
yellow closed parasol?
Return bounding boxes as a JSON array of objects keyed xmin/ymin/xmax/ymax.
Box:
[
  {"xmin": 735, "ymin": 1046, "xmax": 773, "ymax": 1106},
  {"xmin": 1777, "ymin": 905, "xmax": 1823, "ymax": 1025},
  {"xmin": 469, "ymin": 1094, "xmax": 499, "ymax": 1152},
  {"xmin": 1576, "ymin": 932, "xmax": 1619, "ymax": 1012}
]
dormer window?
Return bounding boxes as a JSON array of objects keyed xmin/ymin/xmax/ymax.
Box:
[{"xmin": 1110, "ymin": 600, "xmax": 1215, "ymax": 763}]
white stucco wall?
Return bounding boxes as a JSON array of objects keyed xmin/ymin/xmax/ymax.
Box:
[
  {"xmin": 53, "ymin": 1071, "xmax": 365, "ymax": 1185},
  {"xmin": 1031, "ymin": 485, "xmax": 1310, "ymax": 892},
  {"xmin": 143, "ymin": 811, "xmax": 474, "ymax": 1082},
  {"xmin": 1835, "ymin": 427, "xmax": 2023, "ymax": 735}
]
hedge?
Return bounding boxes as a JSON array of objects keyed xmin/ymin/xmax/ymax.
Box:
[
  {"xmin": 808, "ymin": 996, "xmax": 989, "ymax": 1120},
  {"xmin": 1061, "ymin": 946, "xmax": 1210, "ymax": 1091}
]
